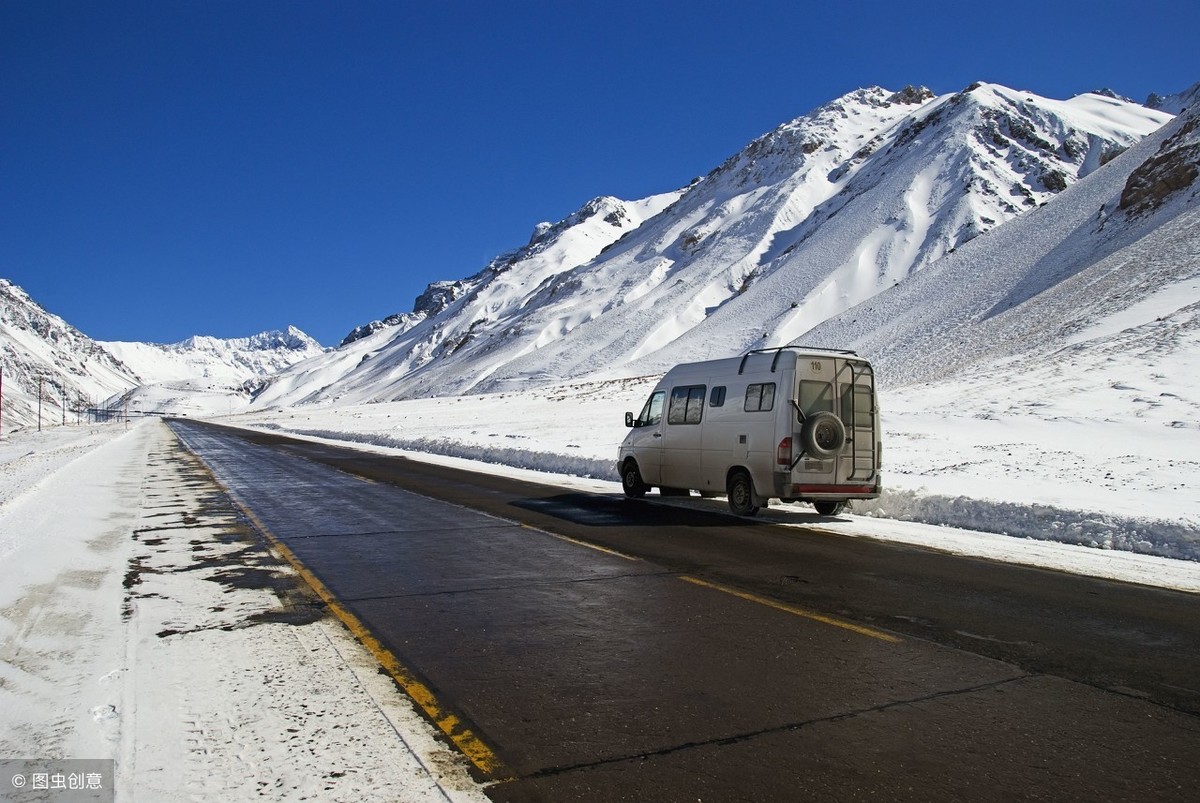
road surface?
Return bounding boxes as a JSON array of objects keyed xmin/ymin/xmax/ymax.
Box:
[{"xmin": 169, "ymin": 420, "xmax": 1200, "ymax": 802}]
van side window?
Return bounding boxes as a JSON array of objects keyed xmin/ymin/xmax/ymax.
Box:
[
  {"xmin": 798, "ymin": 380, "xmax": 834, "ymax": 419},
  {"xmin": 709, "ymin": 386, "xmax": 727, "ymax": 407},
  {"xmin": 744, "ymin": 382, "xmax": 776, "ymax": 412},
  {"xmin": 668, "ymin": 385, "xmax": 706, "ymax": 425},
  {"xmin": 639, "ymin": 391, "xmax": 665, "ymax": 426}
]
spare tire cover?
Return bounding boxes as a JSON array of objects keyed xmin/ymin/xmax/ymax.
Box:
[{"xmin": 800, "ymin": 411, "xmax": 846, "ymax": 458}]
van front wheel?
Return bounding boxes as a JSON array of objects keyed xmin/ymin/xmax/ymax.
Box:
[
  {"xmin": 622, "ymin": 461, "xmax": 647, "ymax": 498},
  {"xmin": 727, "ymin": 470, "xmax": 760, "ymax": 517}
]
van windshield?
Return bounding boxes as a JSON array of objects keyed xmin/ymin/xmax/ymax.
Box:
[{"xmin": 639, "ymin": 391, "xmax": 665, "ymax": 426}]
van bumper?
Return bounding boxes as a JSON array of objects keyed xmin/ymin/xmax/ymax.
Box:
[{"xmin": 776, "ymin": 480, "xmax": 881, "ymax": 501}]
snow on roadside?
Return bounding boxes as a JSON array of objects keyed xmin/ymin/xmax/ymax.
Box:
[
  {"xmin": 0, "ymin": 420, "xmax": 488, "ymax": 802},
  {"xmin": 0, "ymin": 424, "xmax": 129, "ymax": 524},
  {"xmin": 234, "ymin": 365, "xmax": 1199, "ymax": 579},
  {"xmin": 225, "ymin": 417, "xmax": 1199, "ymax": 595}
]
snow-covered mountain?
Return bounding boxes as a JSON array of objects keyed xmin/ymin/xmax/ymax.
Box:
[
  {"xmin": 0, "ymin": 277, "xmax": 326, "ymax": 428},
  {"xmin": 1146, "ymin": 83, "xmax": 1200, "ymax": 116},
  {"xmin": 252, "ymin": 82, "xmax": 1173, "ymax": 408},
  {"xmin": 805, "ymin": 96, "xmax": 1200, "ymax": 387},
  {"xmin": 103, "ymin": 326, "xmax": 326, "ymax": 389},
  {"xmin": 97, "ymin": 327, "xmax": 327, "ymax": 419},
  {"xmin": 0, "ymin": 279, "xmax": 139, "ymax": 428},
  {"xmin": 235, "ymin": 88, "xmax": 1198, "ymax": 555},
  {"xmin": 251, "ymin": 191, "xmax": 682, "ymax": 407}
]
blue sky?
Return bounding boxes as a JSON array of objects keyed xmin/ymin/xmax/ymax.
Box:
[{"xmin": 3, "ymin": 0, "xmax": 1197, "ymax": 347}]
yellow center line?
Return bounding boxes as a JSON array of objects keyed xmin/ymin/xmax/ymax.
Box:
[{"xmin": 679, "ymin": 575, "xmax": 902, "ymax": 643}]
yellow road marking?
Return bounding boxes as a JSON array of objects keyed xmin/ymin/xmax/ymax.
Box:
[
  {"xmin": 182, "ymin": 443, "xmax": 511, "ymax": 780},
  {"xmin": 679, "ymin": 576, "xmax": 902, "ymax": 643},
  {"xmin": 530, "ymin": 527, "xmax": 641, "ymax": 561},
  {"xmin": 253, "ymin": 522, "xmax": 510, "ymax": 777}
]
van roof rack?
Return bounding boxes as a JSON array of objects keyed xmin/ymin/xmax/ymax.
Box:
[{"xmin": 738, "ymin": 345, "xmax": 860, "ymax": 375}]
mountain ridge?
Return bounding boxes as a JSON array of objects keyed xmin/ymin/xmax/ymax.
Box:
[
  {"xmin": 0, "ymin": 277, "xmax": 326, "ymax": 428},
  {"xmin": 0, "ymin": 279, "xmax": 139, "ymax": 427},
  {"xmin": 805, "ymin": 98, "xmax": 1200, "ymax": 387},
  {"xmin": 4, "ymin": 80, "xmax": 1194, "ymax": 430},
  {"xmin": 252, "ymin": 81, "xmax": 1174, "ymax": 408}
]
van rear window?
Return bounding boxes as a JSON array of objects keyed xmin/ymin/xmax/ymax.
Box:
[
  {"xmin": 841, "ymin": 384, "xmax": 874, "ymax": 427},
  {"xmin": 668, "ymin": 385, "xmax": 706, "ymax": 425},
  {"xmin": 798, "ymin": 381, "xmax": 834, "ymax": 417}
]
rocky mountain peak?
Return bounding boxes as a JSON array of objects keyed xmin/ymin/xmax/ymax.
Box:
[
  {"xmin": 887, "ymin": 85, "xmax": 935, "ymax": 105},
  {"xmin": 1145, "ymin": 81, "xmax": 1200, "ymax": 115},
  {"xmin": 1120, "ymin": 106, "xmax": 1200, "ymax": 215}
]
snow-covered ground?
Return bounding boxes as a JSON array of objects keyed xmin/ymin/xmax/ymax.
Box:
[{"xmin": 0, "ymin": 421, "xmax": 489, "ymax": 802}]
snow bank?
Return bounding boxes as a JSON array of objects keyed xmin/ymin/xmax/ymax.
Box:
[
  {"xmin": 282, "ymin": 427, "xmax": 619, "ymax": 481},
  {"xmin": 266, "ymin": 423, "xmax": 1198, "ymax": 563},
  {"xmin": 854, "ymin": 489, "xmax": 1199, "ymax": 561},
  {"xmin": 234, "ymin": 361, "xmax": 1199, "ymax": 570}
]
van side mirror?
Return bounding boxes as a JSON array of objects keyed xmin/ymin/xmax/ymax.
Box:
[{"xmin": 625, "ymin": 411, "xmax": 635, "ymax": 428}]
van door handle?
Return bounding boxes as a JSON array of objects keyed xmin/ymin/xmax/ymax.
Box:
[{"xmin": 653, "ymin": 433, "xmax": 662, "ymax": 438}]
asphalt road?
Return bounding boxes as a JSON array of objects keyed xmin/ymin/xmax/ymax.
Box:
[{"xmin": 169, "ymin": 420, "xmax": 1200, "ymax": 802}]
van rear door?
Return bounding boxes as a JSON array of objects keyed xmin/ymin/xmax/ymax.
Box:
[{"xmin": 790, "ymin": 356, "xmax": 878, "ymax": 490}]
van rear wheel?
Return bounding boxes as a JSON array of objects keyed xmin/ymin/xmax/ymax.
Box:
[
  {"xmin": 727, "ymin": 470, "xmax": 759, "ymax": 517},
  {"xmin": 813, "ymin": 501, "xmax": 846, "ymax": 516},
  {"xmin": 621, "ymin": 461, "xmax": 647, "ymax": 498}
]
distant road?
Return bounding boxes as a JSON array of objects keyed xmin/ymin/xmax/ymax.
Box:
[{"xmin": 170, "ymin": 420, "xmax": 1200, "ymax": 802}]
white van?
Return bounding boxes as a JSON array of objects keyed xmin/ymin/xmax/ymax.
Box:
[{"xmin": 618, "ymin": 347, "xmax": 881, "ymax": 516}]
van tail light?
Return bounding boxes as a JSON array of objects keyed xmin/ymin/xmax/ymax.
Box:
[{"xmin": 777, "ymin": 437, "xmax": 793, "ymax": 467}]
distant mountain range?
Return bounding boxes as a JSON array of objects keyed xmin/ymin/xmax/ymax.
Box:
[
  {"xmin": 250, "ymin": 82, "xmax": 1185, "ymax": 408},
  {"xmin": 2, "ymin": 79, "xmax": 1196, "ymax": 430},
  {"xmin": 0, "ymin": 279, "xmax": 139, "ymax": 426},
  {"xmin": 0, "ymin": 279, "xmax": 322, "ymax": 428},
  {"xmin": 102, "ymin": 327, "xmax": 325, "ymax": 390}
]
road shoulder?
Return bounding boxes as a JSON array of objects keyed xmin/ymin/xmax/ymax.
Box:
[{"xmin": 0, "ymin": 421, "xmax": 488, "ymax": 802}]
